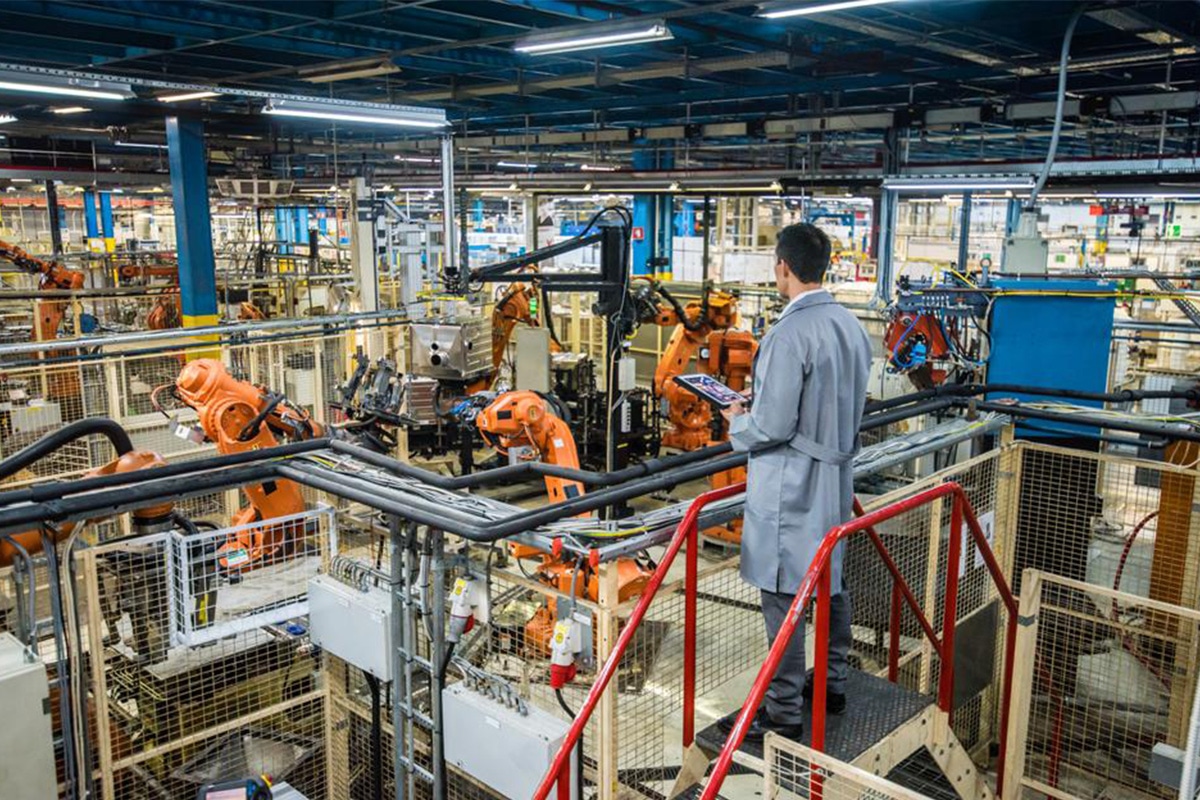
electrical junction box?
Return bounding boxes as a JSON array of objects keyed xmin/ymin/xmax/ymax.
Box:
[
  {"xmin": 515, "ymin": 326, "xmax": 552, "ymax": 393},
  {"xmin": 0, "ymin": 632, "xmax": 56, "ymax": 799},
  {"xmin": 616, "ymin": 356, "xmax": 638, "ymax": 392},
  {"xmin": 307, "ymin": 575, "xmax": 392, "ymax": 681},
  {"xmin": 443, "ymin": 682, "xmax": 577, "ymax": 800},
  {"xmin": 1002, "ymin": 233, "xmax": 1050, "ymax": 274}
]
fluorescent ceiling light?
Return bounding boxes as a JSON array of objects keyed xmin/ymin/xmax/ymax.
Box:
[
  {"xmin": 10, "ymin": 178, "xmax": 32, "ymax": 183},
  {"xmin": 757, "ymin": 0, "xmax": 903, "ymax": 19},
  {"xmin": 1097, "ymin": 191, "xmax": 1200, "ymax": 200},
  {"xmin": 0, "ymin": 72, "xmax": 134, "ymax": 101},
  {"xmin": 395, "ymin": 155, "xmax": 437, "ymax": 163},
  {"xmin": 497, "ymin": 161, "xmax": 537, "ymax": 169},
  {"xmin": 114, "ymin": 141, "xmax": 167, "ymax": 150},
  {"xmin": 0, "ymin": 114, "xmax": 14, "ymax": 125},
  {"xmin": 158, "ymin": 90, "xmax": 220, "ymax": 103},
  {"xmin": 50, "ymin": 106, "xmax": 91, "ymax": 115},
  {"xmin": 263, "ymin": 98, "xmax": 447, "ymax": 128},
  {"xmin": 883, "ymin": 178, "xmax": 1034, "ymax": 192},
  {"xmin": 514, "ymin": 18, "xmax": 673, "ymax": 55},
  {"xmin": 580, "ymin": 163, "xmax": 617, "ymax": 172}
]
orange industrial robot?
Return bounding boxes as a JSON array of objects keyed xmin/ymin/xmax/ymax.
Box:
[
  {"xmin": 0, "ymin": 238, "xmax": 86, "ymax": 341},
  {"xmin": 0, "ymin": 449, "xmax": 170, "ymax": 568},
  {"xmin": 648, "ymin": 284, "xmax": 757, "ymax": 542},
  {"xmin": 0, "ymin": 239, "xmax": 87, "ymax": 397},
  {"xmin": 170, "ymin": 359, "xmax": 326, "ymax": 571},
  {"xmin": 489, "ymin": 281, "xmax": 561, "ymax": 384},
  {"xmin": 475, "ymin": 390, "xmax": 650, "ymax": 655}
]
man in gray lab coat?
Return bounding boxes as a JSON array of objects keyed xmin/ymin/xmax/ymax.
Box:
[{"xmin": 718, "ymin": 223, "xmax": 871, "ymax": 741}]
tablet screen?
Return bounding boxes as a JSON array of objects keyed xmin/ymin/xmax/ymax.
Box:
[{"xmin": 673, "ymin": 374, "xmax": 746, "ymax": 408}]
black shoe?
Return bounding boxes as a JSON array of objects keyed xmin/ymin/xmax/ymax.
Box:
[
  {"xmin": 801, "ymin": 676, "xmax": 847, "ymax": 715},
  {"xmin": 717, "ymin": 707, "xmax": 803, "ymax": 743}
]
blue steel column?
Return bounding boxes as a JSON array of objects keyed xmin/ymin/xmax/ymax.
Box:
[
  {"xmin": 99, "ymin": 191, "xmax": 115, "ymax": 252},
  {"xmin": 166, "ymin": 116, "xmax": 218, "ymax": 333},
  {"xmin": 631, "ymin": 149, "xmax": 655, "ymax": 277},
  {"xmin": 83, "ymin": 189, "xmax": 100, "ymax": 251}
]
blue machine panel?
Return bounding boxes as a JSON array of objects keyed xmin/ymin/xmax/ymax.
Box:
[{"xmin": 986, "ymin": 278, "xmax": 1114, "ymax": 437}]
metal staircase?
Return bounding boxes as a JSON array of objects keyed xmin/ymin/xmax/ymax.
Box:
[
  {"xmin": 533, "ymin": 482, "xmax": 1020, "ymax": 800},
  {"xmin": 674, "ymin": 668, "xmax": 993, "ymax": 800}
]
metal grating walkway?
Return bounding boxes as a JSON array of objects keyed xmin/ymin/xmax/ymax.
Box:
[{"xmin": 694, "ymin": 668, "xmax": 933, "ymax": 764}]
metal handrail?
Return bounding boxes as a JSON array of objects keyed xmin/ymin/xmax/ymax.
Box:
[
  {"xmin": 531, "ymin": 483, "xmax": 746, "ymax": 800},
  {"xmin": 700, "ymin": 481, "xmax": 1020, "ymax": 799}
]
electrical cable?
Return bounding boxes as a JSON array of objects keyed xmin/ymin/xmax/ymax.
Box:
[
  {"xmin": 1030, "ymin": 3, "xmax": 1086, "ymax": 207},
  {"xmin": 0, "ymin": 417, "xmax": 133, "ymax": 481}
]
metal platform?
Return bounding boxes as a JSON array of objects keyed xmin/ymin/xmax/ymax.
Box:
[{"xmin": 694, "ymin": 668, "xmax": 932, "ymax": 765}]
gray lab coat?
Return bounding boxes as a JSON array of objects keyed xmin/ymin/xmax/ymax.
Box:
[{"xmin": 728, "ymin": 290, "xmax": 872, "ymax": 595}]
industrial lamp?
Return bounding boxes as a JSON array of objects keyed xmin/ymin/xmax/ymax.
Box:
[
  {"xmin": 0, "ymin": 68, "xmax": 135, "ymax": 101},
  {"xmin": 514, "ymin": 18, "xmax": 673, "ymax": 55},
  {"xmin": 263, "ymin": 98, "xmax": 448, "ymax": 129},
  {"xmin": 757, "ymin": 0, "xmax": 904, "ymax": 18}
]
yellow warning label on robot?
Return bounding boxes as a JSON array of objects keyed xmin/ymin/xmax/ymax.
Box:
[
  {"xmin": 452, "ymin": 578, "xmax": 467, "ymax": 597},
  {"xmin": 553, "ymin": 620, "xmax": 570, "ymax": 645}
]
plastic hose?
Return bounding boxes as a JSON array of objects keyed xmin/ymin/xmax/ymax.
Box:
[{"xmin": 0, "ymin": 418, "xmax": 133, "ymax": 481}]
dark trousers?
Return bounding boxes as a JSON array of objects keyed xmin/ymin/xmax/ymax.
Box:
[{"xmin": 760, "ymin": 585, "xmax": 853, "ymax": 725}]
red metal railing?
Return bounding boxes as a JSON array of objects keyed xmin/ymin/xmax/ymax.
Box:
[
  {"xmin": 532, "ymin": 483, "xmax": 746, "ymax": 800},
  {"xmin": 700, "ymin": 481, "xmax": 1020, "ymax": 800},
  {"xmin": 534, "ymin": 480, "xmax": 1020, "ymax": 800}
]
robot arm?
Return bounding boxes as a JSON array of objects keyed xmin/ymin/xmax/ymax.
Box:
[
  {"xmin": 490, "ymin": 281, "xmax": 561, "ymax": 376},
  {"xmin": 172, "ymin": 359, "xmax": 321, "ymax": 567},
  {"xmin": 0, "ymin": 238, "xmax": 86, "ymax": 341},
  {"xmin": 647, "ymin": 286, "xmax": 752, "ymax": 451},
  {"xmin": 474, "ymin": 390, "xmax": 584, "ymax": 504}
]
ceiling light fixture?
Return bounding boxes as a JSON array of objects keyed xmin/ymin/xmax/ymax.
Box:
[
  {"xmin": 0, "ymin": 70, "xmax": 134, "ymax": 101},
  {"xmin": 580, "ymin": 164, "xmax": 617, "ymax": 172},
  {"xmin": 263, "ymin": 99, "xmax": 447, "ymax": 128},
  {"xmin": 158, "ymin": 90, "xmax": 221, "ymax": 103},
  {"xmin": 1096, "ymin": 191, "xmax": 1200, "ymax": 200},
  {"xmin": 514, "ymin": 18, "xmax": 673, "ymax": 55},
  {"xmin": 395, "ymin": 155, "xmax": 438, "ymax": 163},
  {"xmin": 0, "ymin": 114, "xmax": 15, "ymax": 125},
  {"xmin": 882, "ymin": 178, "xmax": 1035, "ymax": 192},
  {"xmin": 757, "ymin": 0, "xmax": 903, "ymax": 19},
  {"xmin": 497, "ymin": 161, "xmax": 538, "ymax": 169},
  {"xmin": 114, "ymin": 141, "xmax": 168, "ymax": 150},
  {"xmin": 10, "ymin": 178, "xmax": 32, "ymax": 183},
  {"xmin": 50, "ymin": 106, "xmax": 91, "ymax": 115}
]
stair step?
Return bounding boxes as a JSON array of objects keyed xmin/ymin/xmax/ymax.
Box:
[{"xmin": 694, "ymin": 668, "xmax": 933, "ymax": 765}]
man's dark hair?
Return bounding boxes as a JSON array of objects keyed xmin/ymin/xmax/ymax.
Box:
[{"xmin": 775, "ymin": 223, "xmax": 831, "ymax": 283}]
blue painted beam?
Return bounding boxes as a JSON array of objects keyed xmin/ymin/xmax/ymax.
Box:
[
  {"xmin": 166, "ymin": 116, "xmax": 218, "ymax": 332},
  {"xmin": 99, "ymin": 192, "xmax": 115, "ymax": 253},
  {"xmin": 82, "ymin": 189, "xmax": 99, "ymax": 245}
]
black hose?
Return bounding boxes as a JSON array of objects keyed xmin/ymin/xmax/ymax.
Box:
[
  {"xmin": 0, "ymin": 418, "xmax": 133, "ymax": 481},
  {"xmin": 237, "ymin": 392, "xmax": 285, "ymax": 441},
  {"xmin": 556, "ymin": 689, "xmax": 585, "ymax": 795},
  {"xmin": 329, "ymin": 438, "xmax": 733, "ymax": 490},
  {"xmin": 0, "ymin": 438, "xmax": 330, "ymax": 508},
  {"xmin": 364, "ymin": 673, "xmax": 383, "ymax": 800},
  {"xmin": 656, "ymin": 284, "xmax": 704, "ymax": 332},
  {"xmin": 865, "ymin": 383, "xmax": 1199, "ymax": 414}
]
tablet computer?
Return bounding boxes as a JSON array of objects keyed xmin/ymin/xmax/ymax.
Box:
[{"xmin": 673, "ymin": 374, "xmax": 747, "ymax": 408}]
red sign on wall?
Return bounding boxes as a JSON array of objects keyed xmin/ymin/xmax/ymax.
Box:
[{"xmin": 631, "ymin": 226, "xmax": 645, "ymax": 241}]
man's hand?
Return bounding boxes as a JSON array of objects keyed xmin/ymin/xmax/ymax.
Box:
[{"xmin": 721, "ymin": 400, "xmax": 747, "ymax": 423}]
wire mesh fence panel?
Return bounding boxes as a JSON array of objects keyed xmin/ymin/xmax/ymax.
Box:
[
  {"xmin": 71, "ymin": 507, "xmax": 331, "ymax": 800},
  {"xmin": 765, "ymin": 733, "xmax": 931, "ymax": 800},
  {"xmin": 1013, "ymin": 572, "xmax": 1200, "ymax": 800}
]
